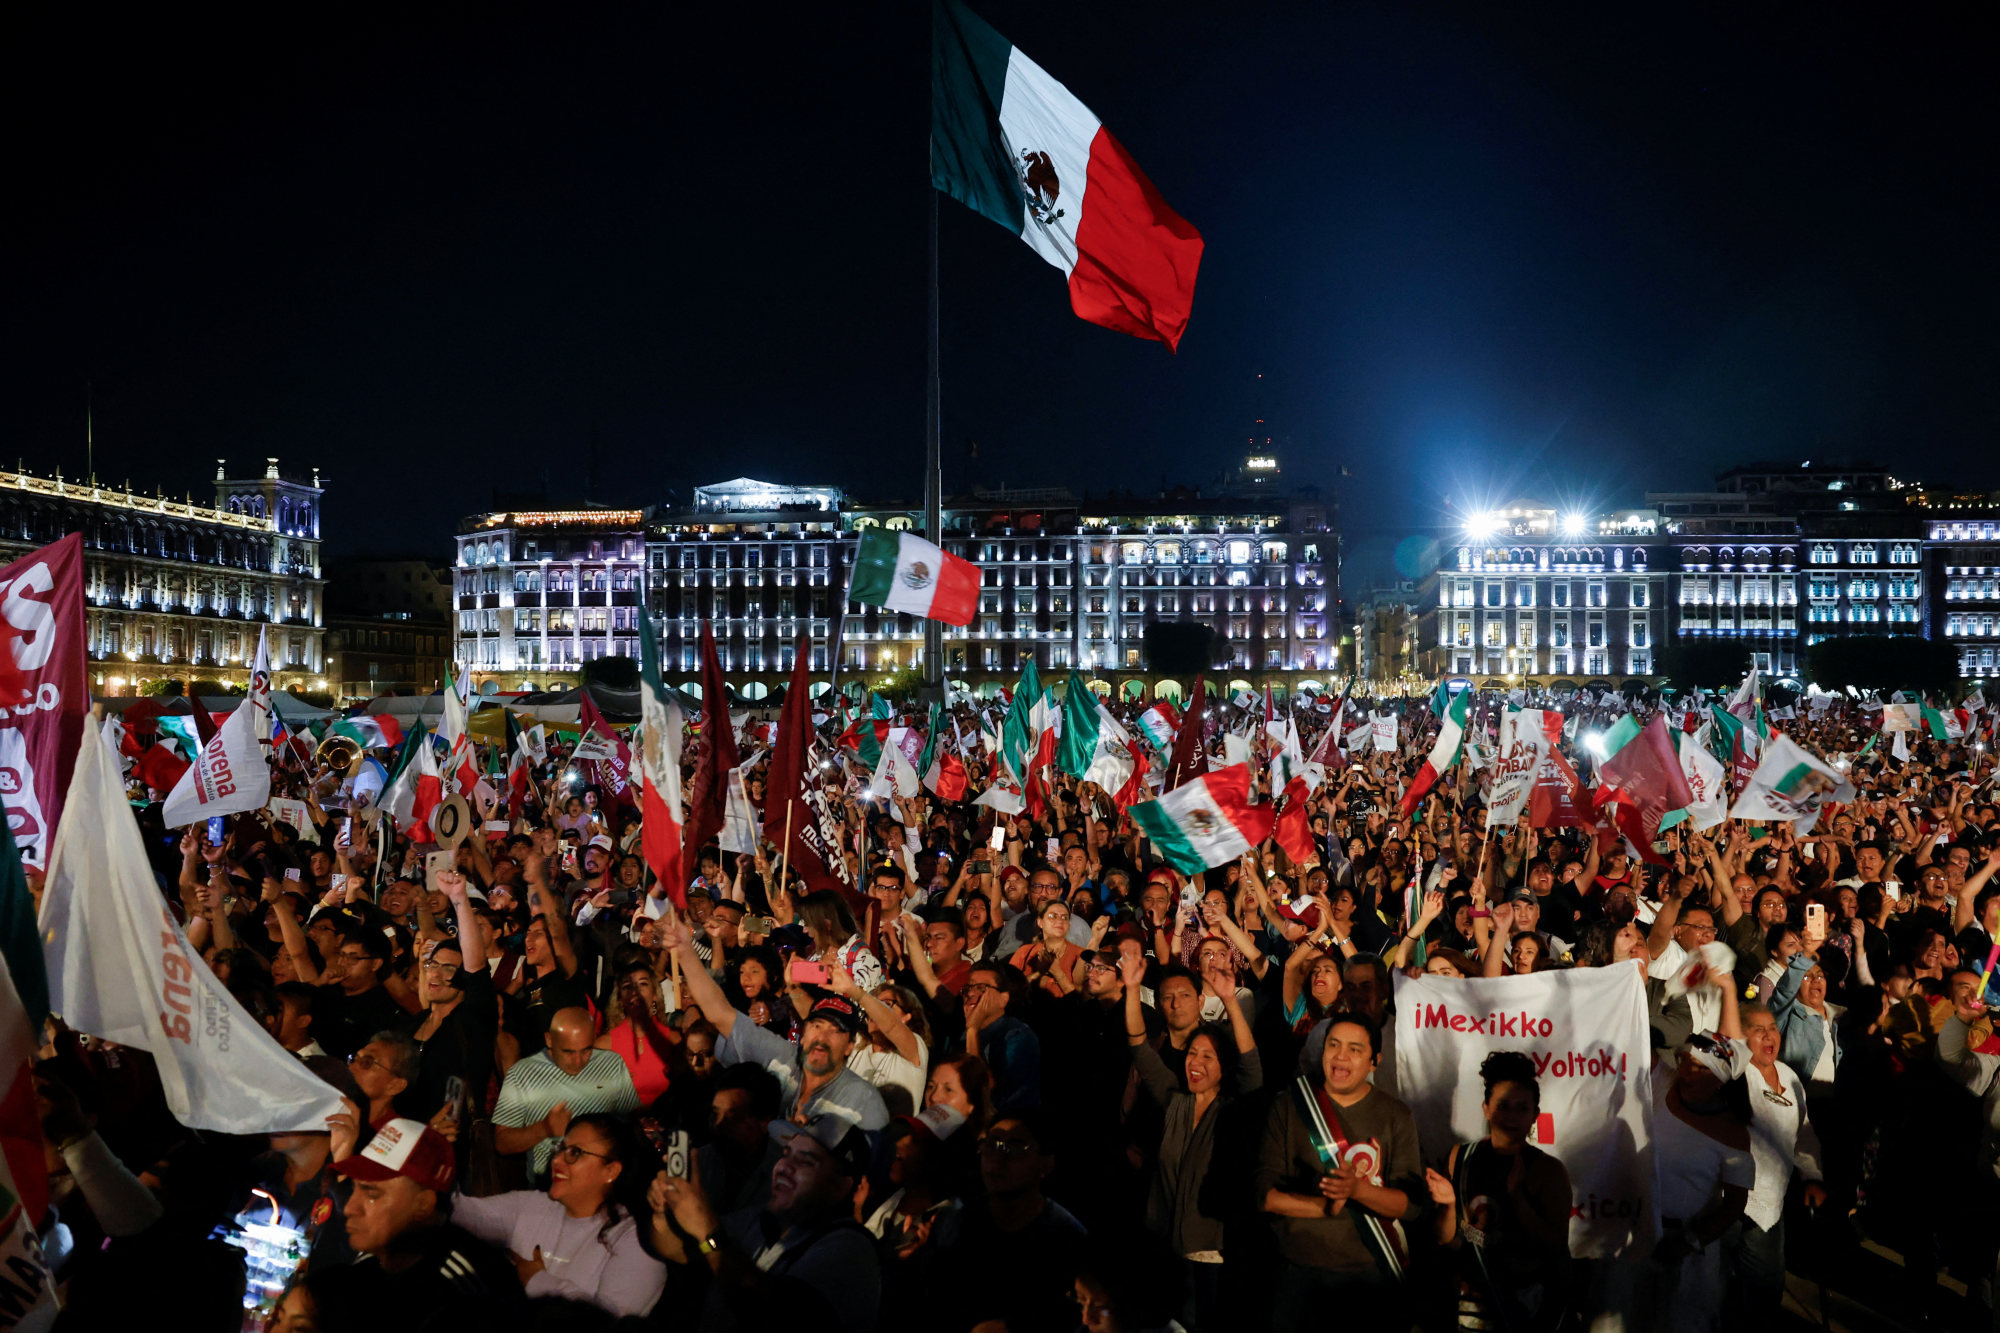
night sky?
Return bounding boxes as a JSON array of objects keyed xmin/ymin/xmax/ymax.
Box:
[{"xmin": 5, "ymin": 4, "xmax": 1994, "ymax": 594}]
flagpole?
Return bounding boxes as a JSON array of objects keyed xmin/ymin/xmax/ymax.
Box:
[
  {"xmin": 922, "ymin": 188, "xmax": 945, "ymax": 701},
  {"xmin": 776, "ymin": 800, "xmax": 794, "ymax": 901}
]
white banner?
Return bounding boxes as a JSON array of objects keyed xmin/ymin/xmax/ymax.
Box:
[
  {"xmin": 1880, "ymin": 702, "xmax": 1920, "ymax": 734},
  {"xmin": 1370, "ymin": 714, "xmax": 1398, "ymax": 754},
  {"xmin": 162, "ymin": 691, "xmax": 272, "ymax": 828},
  {"xmin": 1729, "ymin": 733, "xmax": 1856, "ymax": 834},
  {"xmin": 1393, "ymin": 964, "xmax": 1659, "ymax": 1260},
  {"xmin": 571, "ymin": 729, "xmax": 618, "ymax": 763},
  {"xmin": 1676, "ymin": 734, "xmax": 1730, "ymax": 831},
  {"xmin": 42, "ymin": 728, "xmax": 345, "ymax": 1134},
  {"xmin": 720, "ymin": 766, "xmax": 762, "ymax": 853},
  {"xmin": 1485, "ymin": 710, "xmax": 1548, "ymax": 830},
  {"xmin": 267, "ymin": 797, "xmax": 314, "ymax": 839}
]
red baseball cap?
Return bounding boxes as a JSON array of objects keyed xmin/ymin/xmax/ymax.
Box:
[{"xmin": 335, "ymin": 1118, "xmax": 457, "ymax": 1193}]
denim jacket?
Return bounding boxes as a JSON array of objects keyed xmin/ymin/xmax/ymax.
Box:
[{"xmin": 1769, "ymin": 951, "xmax": 1842, "ymax": 1083}]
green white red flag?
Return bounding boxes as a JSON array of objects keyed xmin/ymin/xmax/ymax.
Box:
[
  {"xmin": 1397, "ymin": 690, "xmax": 1469, "ymax": 817},
  {"xmin": 848, "ymin": 528, "xmax": 980, "ymax": 626},
  {"xmin": 931, "ymin": 0, "xmax": 1204, "ymax": 350},
  {"xmin": 1131, "ymin": 764, "xmax": 1274, "ymax": 874}
]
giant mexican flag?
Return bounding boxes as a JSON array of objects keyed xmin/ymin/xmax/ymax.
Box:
[
  {"xmin": 1397, "ymin": 690, "xmax": 1470, "ymax": 817},
  {"xmin": 932, "ymin": 0, "xmax": 1204, "ymax": 350},
  {"xmin": 849, "ymin": 528, "xmax": 980, "ymax": 626},
  {"xmin": 1131, "ymin": 764, "xmax": 1275, "ymax": 873}
]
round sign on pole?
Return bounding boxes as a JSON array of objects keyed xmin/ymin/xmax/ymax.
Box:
[{"xmin": 430, "ymin": 794, "xmax": 473, "ymax": 849}]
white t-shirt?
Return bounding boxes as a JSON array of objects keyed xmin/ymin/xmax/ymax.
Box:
[
  {"xmin": 1809, "ymin": 1009, "xmax": 1838, "ymax": 1086},
  {"xmin": 1652, "ymin": 1076, "xmax": 1755, "ymax": 1223},
  {"xmin": 1744, "ymin": 1061, "xmax": 1822, "ymax": 1230},
  {"xmin": 1648, "ymin": 939, "xmax": 1722, "ymax": 1034},
  {"xmin": 848, "ymin": 1035, "xmax": 929, "ymax": 1113}
]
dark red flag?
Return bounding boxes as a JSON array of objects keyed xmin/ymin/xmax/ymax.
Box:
[
  {"xmin": 765, "ymin": 628, "xmax": 864, "ymax": 912},
  {"xmin": 679, "ymin": 622, "xmax": 742, "ymax": 878}
]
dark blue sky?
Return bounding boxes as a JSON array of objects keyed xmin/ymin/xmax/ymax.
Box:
[{"xmin": 5, "ymin": 3, "xmax": 1994, "ymax": 597}]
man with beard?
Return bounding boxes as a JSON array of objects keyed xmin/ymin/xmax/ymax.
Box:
[
  {"xmin": 663, "ymin": 914, "xmax": 888, "ymax": 1131},
  {"xmin": 652, "ymin": 1113, "xmax": 880, "ymax": 1333}
]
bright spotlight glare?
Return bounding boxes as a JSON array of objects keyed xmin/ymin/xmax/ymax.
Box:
[
  {"xmin": 1465, "ymin": 512, "xmax": 1501, "ymax": 539},
  {"xmin": 1581, "ymin": 729, "xmax": 1607, "ymax": 758},
  {"xmin": 1560, "ymin": 513, "xmax": 1587, "ymax": 537}
]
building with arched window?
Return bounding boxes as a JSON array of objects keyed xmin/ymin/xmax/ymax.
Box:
[
  {"xmin": 0, "ymin": 458, "xmax": 325, "ymax": 695},
  {"xmin": 454, "ymin": 470, "xmax": 1339, "ymax": 697}
]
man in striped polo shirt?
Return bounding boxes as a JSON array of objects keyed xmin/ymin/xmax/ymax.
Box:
[{"xmin": 491, "ymin": 1006, "xmax": 640, "ymax": 1182}]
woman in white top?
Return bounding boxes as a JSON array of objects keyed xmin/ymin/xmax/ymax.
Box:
[
  {"xmin": 831, "ymin": 965, "xmax": 930, "ymax": 1117},
  {"xmin": 450, "ymin": 1114, "xmax": 666, "ymax": 1318},
  {"xmin": 1727, "ymin": 1001, "xmax": 1825, "ymax": 1319}
]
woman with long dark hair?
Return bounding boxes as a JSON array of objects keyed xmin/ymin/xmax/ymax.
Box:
[
  {"xmin": 1424, "ymin": 1051, "xmax": 1574, "ymax": 1330},
  {"xmin": 795, "ymin": 889, "xmax": 883, "ymax": 990}
]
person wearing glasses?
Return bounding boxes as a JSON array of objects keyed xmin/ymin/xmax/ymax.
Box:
[
  {"xmin": 927, "ymin": 1111, "xmax": 1087, "ymax": 1333},
  {"xmin": 449, "ymin": 1114, "xmax": 665, "ymax": 1318},
  {"xmin": 1726, "ymin": 1001, "xmax": 1825, "ymax": 1320},
  {"xmin": 347, "ymin": 1031, "xmax": 420, "ymax": 1132},
  {"xmin": 650, "ymin": 1113, "xmax": 881, "ymax": 1333},
  {"xmin": 1646, "ymin": 877, "xmax": 1726, "ymax": 1040},
  {"xmin": 402, "ymin": 870, "xmax": 497, "ymax": 1135}
]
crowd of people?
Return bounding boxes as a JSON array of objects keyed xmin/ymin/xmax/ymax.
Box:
[{"xmin": 23, "ymin": 677, "xmax": 2000, "ymax": 1332}]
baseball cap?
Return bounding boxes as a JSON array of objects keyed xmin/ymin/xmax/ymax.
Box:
[
  {"xmin": 335, "ymin": 1118, "xmax": 456, "ymax": 1192},
  {"xmin": 804, "ymin": 994, "xmax": 865, "ymax": 1035},
  {"xmin": 1509, "ymin": 890, "xmax": 1537, "ymax": 905},
  {"xmin": 770, "ymin": 1114, "xmax": 871, "ymax": 1181},
  {"xmin": 1275, "ymin": 898, "xmax": 1321, "ymax": 928},
  {"xmin": 895, "ymin": 1103, "xmax": 968, "ymax": 1143},
  {"xmin": 997, "ymin": 864, "xmax": 1026, "ymax": 884},
  {"xmin": 587, "ymin": 834, "xmax": 614, "ymax": 853}
]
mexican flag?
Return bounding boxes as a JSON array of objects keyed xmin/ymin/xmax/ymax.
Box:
[
  {"xmin": 331, "ymin": 713, "xmax": 404, "ymax": 751},
  {"xmin": 1056, "ymin": 672, "xmax": 1148, "ymax": 802},
  {"xmin": 638, "ymin": 622, "xmax": 687, "ymax": 906},
  {"xmin": 931, "ymin": 0, "xmax": 1204, "ymax": 350},
  {"xmin": 380, "ymin": 721, "xmax": 442, "ymax": 842},
  {"xmin": 1001, "ymin": 658, "xmax": 1044, "ymax": 781},
  {"xmin": 1131, "ymin": 764, "xmax": 1275, "ymax": 874},
  {"xmin": 1135, "ymin": 701, "xmax": 1178, "ymax": 753},
  {"xmin": 849, "ymin": 528, "xmax": 980, "ymax": 626},
  {"xmin": 1397, "ymin": 690, "xmax": 1469, "ymax": 817}
]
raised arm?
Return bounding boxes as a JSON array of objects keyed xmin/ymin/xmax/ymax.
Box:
[
  {"xmin": 440, "ymin": 870, "xmax": 486, "ymax": 973},
  {"xmin": 524, "ymin": 850, "xmax": 579, "ymax": 978},
  {"xmin": 1392, "ymin": 891, "xmax": 1444, "ymax": 972},
  {"xmin": 829, "ymin": 962, "xmax": 921, "ymax": 1066},
  {"xmin": 661, "ymin": 912, "xmax": 737, "ymax": 1038}
]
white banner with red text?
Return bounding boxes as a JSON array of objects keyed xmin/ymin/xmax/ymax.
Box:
[{"xmin": 1393, "ymin": 962, "xmax": 1659, "ymax": 1259}]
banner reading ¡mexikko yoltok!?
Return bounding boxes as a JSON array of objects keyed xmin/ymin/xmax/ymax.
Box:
[{"xmin": 1393, "ymin": 962, "xmax": 1660, "ymax": 1259}]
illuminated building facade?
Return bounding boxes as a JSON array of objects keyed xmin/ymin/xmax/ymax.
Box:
[{"xmin": 0, "ymin": 459, "xmax": 326, "ymax": 695}]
